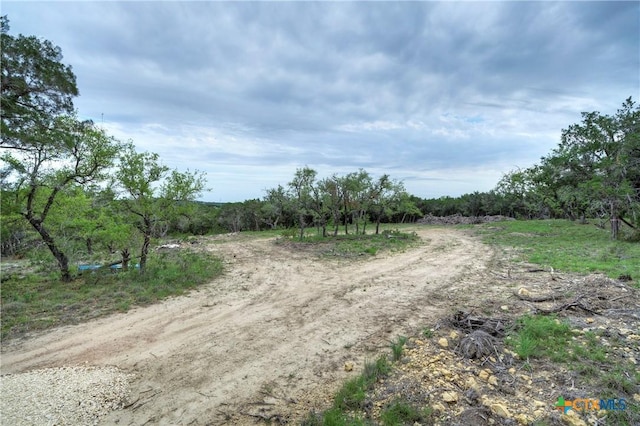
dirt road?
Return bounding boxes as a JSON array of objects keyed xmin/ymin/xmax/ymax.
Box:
[{"xmin": 1, "ymin": 227, "xmax": 498, "ymax": 425}]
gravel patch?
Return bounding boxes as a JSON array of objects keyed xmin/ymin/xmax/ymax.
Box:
[{"xmin": 1, "ymin": 366, "xmax": 133, "ymax": 425}]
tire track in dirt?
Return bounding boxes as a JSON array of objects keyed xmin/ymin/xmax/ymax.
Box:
[{"xmin": 1, "ymin": 227, "xmax": 494, "ymax": 425}]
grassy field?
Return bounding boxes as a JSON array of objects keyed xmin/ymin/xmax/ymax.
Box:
[
  {"xmin": 474, "ymin": 219, "xmax": 639, "ymax": 285},
  {"xmin": 1, "ymin": 251, "xmax": 223, "ymax": 339}
]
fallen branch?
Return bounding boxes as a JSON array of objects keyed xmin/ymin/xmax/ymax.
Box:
[
  {"xmin": 620, "ymin": 217, "xmax": 637, "ymax": 230},
  {"xmin": 532, "ymin": 295, "xmax": 599, "ymax": 315},
  {"xmin": 514, "ymin": 292, "xmax": 557, "ymax": 303}
]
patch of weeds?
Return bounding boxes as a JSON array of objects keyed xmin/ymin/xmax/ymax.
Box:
[
  {"xmin": 506, "ymin": 314, "xmax": 573, "ymax": 360},
  {"xmin": 301, "ymin": 407, "xmax": 366, "ymax": 426},
  {"xmin": 380, "ymin": 400, "xmax": 432, "ymax": 426},
  {"xmin": 421, "ymin": 327, "xmax": 434, "ymax": 338},
  {"xmin": 334, "ymin": 357, "xmax": 390, "ymax": 411},
  {"xmin": 598, "ymin": 364, "xmax": 638, "ymax": 395},
  {"xmin": 570, "ymin": 331, "xmax": 607, "ymax": 363},
  {"xmin": 1, "ymin": 251, "xmax": 223, "ymax": 339},
  {"xmin": 390, "ymin": 335, "xmax": 407, "ymax": 361}
]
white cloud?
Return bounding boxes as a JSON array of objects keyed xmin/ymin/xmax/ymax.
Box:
[{"xmin": 2, "ymin": 1, "xmax": 637, "ymax": 201}]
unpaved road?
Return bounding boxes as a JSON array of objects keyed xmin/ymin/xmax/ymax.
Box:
[{"xmin": 1, "ymin": 227, "xmax": 499, "ymax": 425}]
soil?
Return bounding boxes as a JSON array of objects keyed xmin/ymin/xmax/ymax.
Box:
[{"xmin": 1, "ymin": 227, "xmax": 637, "ymax": 425}]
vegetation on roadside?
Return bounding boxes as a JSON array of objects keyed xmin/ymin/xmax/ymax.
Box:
[
  {"xmin": 476, "ymin": 219, "xmax": 640, "ymax": 284},
  {"xmin": 506, "ymin": 314, "xmax": 575, "ymax": 361},
  {"xmin": 506, "ymin": 314, "xmax": 640, "ymax": 425},
  {"xmin": 302, "ymin": 356, "xmax": 393, "ymax": 425},
  {"xmin": 1, "ymin": 250, "xmax": 223, "ymax": 339},
  {"xmin": 278, "ymin": 228, "xmax": 420, "ymax": 259},
  {"xmin": 390, "ymin": 335, "xmax": 407, "ymax": 362}
]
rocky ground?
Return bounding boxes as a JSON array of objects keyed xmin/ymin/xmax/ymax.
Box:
[{"xmin": 334, "ymin": 272, "xmax": 640, "ymax": 426}]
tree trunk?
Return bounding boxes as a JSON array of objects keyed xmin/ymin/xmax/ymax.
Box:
[
  {"xmin": 86, "ymin": 237, "xmax": 93, "ymax": 255},
  {"xmin": 611, "ymin": 217, "xmax": 620, "ymax": 240},
  {"xmin": 298, "ymin": 214, "xmax": 305, "ymax": 241},
  {"xmin": 121, "ymin": 248, "xmax": 130, "ymax": 271},
  {"xmin": 27, "ymin": 217, "xmax": 72, "ymax": 282},
  {"xmin": 611, "ymin": 203, "xmax": 619, "ymax": 240},
  {"xmin": 140, "ymin": 216, "xmax": 152, "ymax": 272},
  {"xmin": 344, "ymin": 206, "xmax": 349, "ymax": 234}
]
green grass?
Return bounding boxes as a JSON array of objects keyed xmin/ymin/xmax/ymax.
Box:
[
  {"xmin": 390, "ymin": 335, "xmax": 407, "ymax": 361},
  {"xmin": 507, "ymin": 314, "xmax": 639, "ymax": 425},
  {"xmin": 476, "ymin": 219, "xmax": 640, "ymax": 284},
  {"xmin": 334, "ymin": 356, "xmax": 391, "ymax": 411},
  {"xmin": 302, "ymin": 356, "xmax": 391, "ymax": 425},
  {"xmin": 506, "ymin": 314, "xmax": 574, "ymax": 361},
  {"xmin": 380, "ymin": 400, "xmax": 433, "ymax": 426},
  {"xmin": 1, "ymin": 250, "xmax": 223, "ymax": 339}
]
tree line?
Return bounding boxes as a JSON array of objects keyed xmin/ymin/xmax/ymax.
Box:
[
  {"xmin": 215, "ymin": 167, "xmax": 422, "ymax": 237},
  {"xmin": 2, "ymin": 16, "xmax": 637, "ymax": 284}
]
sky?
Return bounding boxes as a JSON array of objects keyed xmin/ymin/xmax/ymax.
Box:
[{"xmin": 3, "ymin": 1, "xmax": 639, "ymax": 202}]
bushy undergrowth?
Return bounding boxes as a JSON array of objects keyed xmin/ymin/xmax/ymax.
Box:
[{"xmin": 1, "ymin": 251, "xmax": 223, "ymax": 339}]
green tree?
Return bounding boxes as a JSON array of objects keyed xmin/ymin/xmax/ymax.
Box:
[
  {"xmin": 1, "ymin": 118, "xmax": 122, "ymax": 281},
  {"xmin": 1, "ymin": 16, "xmax": 78, "ymax": 147},
  {"xmin": 288, "ymin": 166, "xmax": 317, "ymax": 240},
  {"xmin": 115, "ymin": 148, "xmax": 206, "ymax": 272},
  {"xmin": 318, "ymin": 175, "xmax": 343, "ymax": 236},
  {"xmin": 549, "ymin": 98, "xmax": 640, "ymax": 237},
  {"xmin": 1, "ymin": 17, "xmax": 116, "ymax": 281},
  {"xmin": 262, "ymin": 185, "xmax": 290, "ymax": 230}
]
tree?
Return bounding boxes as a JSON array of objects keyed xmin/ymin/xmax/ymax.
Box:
[
  {"xmin": 1, "ymin": 16, "xmax": 78, "ymax": 147},
  {"xmin": 369, "ymin": 174, "xmax": 394, "ymax": 234},
  {"xmin": 0, "ymin": 17, "xmax": 110, "ymax": 281},
  {"xmin": 262, "ymin": 185, "xmax": 289, "ymax": 230},
  {"xmin": 115, "ymin": 147, "xmax": 206, "ymax": 272},
  {"xmin": 318, "ymin": 175, "xmax": 343, "ymax": 236},
  {"xmin": 549, "ymin": 98, "xmax": 640, "ymax": 237},
  {"xmin": 288, "ymin": 166, "xmax": 316, "ymax": 240},
  {"xmin": 1, "ymin": 117, "xmax": 122, "ymax": 281}
]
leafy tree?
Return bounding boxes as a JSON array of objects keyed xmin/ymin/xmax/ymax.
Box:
[
  {"xmin": 262, "ymin": 185, "xmax": 290, "ymax": 230},
  {"xmin": 1, "ymin": 17, "xmax": 118, "ymax": 281},
  {"xmin": 1, "ymin": 117, "xmax": 122, "ymax": 281},
  {"xmin": 393, "ymin": 190, "xmax": 423, "ymax": 224},
  {"xmin": 1, "ymin": 16, "xmax": 78, "ymax": 147},
  {"xmin": 369, "ymin": 174, "xmax": 394, "ymax": 233},
  {"xmin": 115, "ymin": 147, "xmax": 206, "ymax": 272},
  {"xmin": 546, "ymin": 98, "xmax": 639, "ymax": 237},
  {"xmin": 337, "ymin": 169, "xmax": 372, "ymax": 234},
  {"xmin": 288, "ymin": 166, "xmax": 316, "ymax": 240},
  {"xmin": 317, "ymin": 175, "xmax": 343, "ymax": 236}
]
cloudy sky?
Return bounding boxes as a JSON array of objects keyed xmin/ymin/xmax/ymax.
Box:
[{"xmin": 3, "ymin": 1, "xmax": 638, "ymax": 202}]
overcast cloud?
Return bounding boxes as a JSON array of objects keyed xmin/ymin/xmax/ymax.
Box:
[{"xmin": 3, "ymin": 1, "xmax": 638, "ymax": 202}]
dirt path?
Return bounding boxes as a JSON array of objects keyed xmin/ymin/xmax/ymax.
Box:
[{"xmin": 1, "ymin": 227, "xmax": 498, "ymax": 425}]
